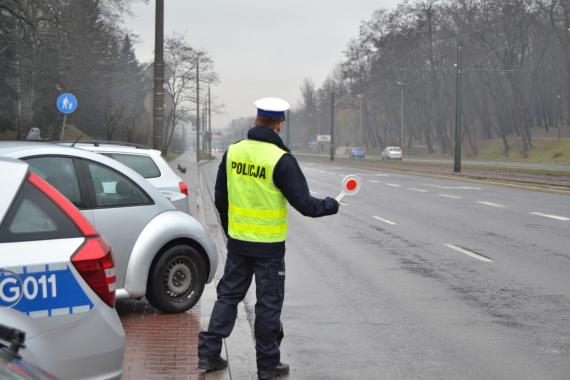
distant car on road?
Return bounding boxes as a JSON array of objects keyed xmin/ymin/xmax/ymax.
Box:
[
  {"xmin": 63, "ymin": 141, "xmax": 190, "ymax": 215},
  {"xmin": 0, "ymin": 157, "xmax": 124, "ymax": 379},
  {"xmin": 351, "ymin": 147, "xmax": 366, "ymax": 158},
  {"xmin": 381, "ymin": 146, "xmax": 403, "ymax": 160},
  {"xmin": 0, "ymin": 142, "xmax": 218, "ymax": 314}
]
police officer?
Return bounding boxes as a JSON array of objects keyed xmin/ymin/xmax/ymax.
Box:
[{"xmin": 198, "ymin": 98, "xmax": 339, "ymax": 379}]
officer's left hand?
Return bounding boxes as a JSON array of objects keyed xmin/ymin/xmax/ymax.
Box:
[{"xmin": 324, "ymin": 197, "xmax": 339, "ymax": 215}]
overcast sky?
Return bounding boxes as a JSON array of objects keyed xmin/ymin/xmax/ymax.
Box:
[{"xmin": 124, "ymin": 0, "xmax": 400, "ymax": 129}]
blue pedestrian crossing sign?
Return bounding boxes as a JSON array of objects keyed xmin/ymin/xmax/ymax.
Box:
[{"xmin": 56, "ymin": 93, "xmax": 78, "ymax": 114}]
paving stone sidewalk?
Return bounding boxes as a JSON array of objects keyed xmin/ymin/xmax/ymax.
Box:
[{"xmin": 118, "ymin": 152, "xmax": 206, "ymax": 380}]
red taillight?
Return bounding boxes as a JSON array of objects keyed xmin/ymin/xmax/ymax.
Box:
[
  {"xmin": 28, "ymin": 172, "xmax": 97, "ymax": 236},
  {"xmin": 71, "ymin": 237, "xmax": 116, "ymax": 308},
  {"xmin": 179, "ymin": 181, "xmax": 188, "ymax": 196}
]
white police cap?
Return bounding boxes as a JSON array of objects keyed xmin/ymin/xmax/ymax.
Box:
[{"xmin": 254, "ymin": 98, "xmax": 290, "ymax": 120}]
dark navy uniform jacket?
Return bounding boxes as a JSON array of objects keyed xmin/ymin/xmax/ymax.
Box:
[{"xmin": 215, "ymin": 126, "xmax": 339, "ymax": 256}]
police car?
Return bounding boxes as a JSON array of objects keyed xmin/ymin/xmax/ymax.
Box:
[{"xmin": 0, "ymin": 157, "xmax": 125, "ymax": 379}]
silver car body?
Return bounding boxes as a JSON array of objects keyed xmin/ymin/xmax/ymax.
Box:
[
  {"xmin": 68, "ymin": 143, "xmax": 190, "ymax": 214},
  {"xmin": 0, "ymin": 142, "xmax": 217, "ymax": 302},
  {"xmin": 0, "ymin": 157, "xmax": 124, "ymax": 380}
]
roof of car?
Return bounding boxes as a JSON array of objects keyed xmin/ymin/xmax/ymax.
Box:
[{"xmin": 71, "ymin": 143, "xmax": 162, "ymax": 155}]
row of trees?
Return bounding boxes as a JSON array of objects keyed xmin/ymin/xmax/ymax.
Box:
[
  {"xmin": 227, "ymin": 0, "xmax": 570, "ymax": 157},
  {"xmin": 0, "ymin": 0, "xmax": 218, "ymax": 152}
]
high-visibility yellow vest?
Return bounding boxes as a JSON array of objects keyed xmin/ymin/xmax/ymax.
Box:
[{"xmin": 227, "ymin": 139, "xmax": 288, "ymax": 243}]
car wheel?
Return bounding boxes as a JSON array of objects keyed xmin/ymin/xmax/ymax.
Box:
[{"xmin": 146, "ymin": 244, "xmax": 206, "ymax": 313}]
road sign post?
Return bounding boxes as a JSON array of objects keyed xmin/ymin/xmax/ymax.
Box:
[{"xmin": 56, "ymin": 93, "xmax": 78, "ymax": 140}]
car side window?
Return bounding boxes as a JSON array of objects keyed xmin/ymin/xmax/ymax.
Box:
[
  {"xmin": 102, "ymin": 153, "xmax": 161, "ymax": 179},
  {"xmin": 0, "ymin": 181, "xmax": 81, "ymax": 243},
  {"xmin": 86, "ymin": 161, "xmax": 152, "ymax": 208},
  {"xmin": 25, "ymin": 156, "xmax": 82, "ymax": 208}
]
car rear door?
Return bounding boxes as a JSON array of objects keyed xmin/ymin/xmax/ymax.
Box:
[
  {"xmin": 23, "ymin": 156, "xmax": 96, "ymax": 226},
  {"xmin": 0, "ymin": 172, "xmax": 96, "ymax": 338}
]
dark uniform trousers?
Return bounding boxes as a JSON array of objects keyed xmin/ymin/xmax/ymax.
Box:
[{"xmin": 198, "ymin": 250, "xmax": 286, "ymax": 369}]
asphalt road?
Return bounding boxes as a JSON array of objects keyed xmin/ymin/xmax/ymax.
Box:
[{"xmin": 201, "ymin": 156, "xmax": 570, "ymax": 380}]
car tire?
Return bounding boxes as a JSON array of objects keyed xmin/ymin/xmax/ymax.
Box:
[{"xmin": 146, "ymin": 244, "xmax": 206, "ymax": 313}]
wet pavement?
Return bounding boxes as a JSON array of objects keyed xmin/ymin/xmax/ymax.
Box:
[
  {"xmin": 117, "ymin": 299, "xmax": 204, "ymax": 380},
  {"xmin": 117, "ymin": 152, "xmax": 209, "ymax": 380}
]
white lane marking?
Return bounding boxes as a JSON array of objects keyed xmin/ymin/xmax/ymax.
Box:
[
  {"xmin": 409, "ymin": 188, "xmax": 429, "ymax": 193},
  {"xmin": 438, "ymin": 194, "xmax": 462, "ymax": 199},
  {"xmin": 423, "ymin": 184, "xmax": 481, "ymax": 190},
  {"xmin": 367, "ymin": 180, "xmax": 381, "ymax": 184},
  {"xmin": 356, "ymin": 172, "xmax": 389, "ymax": 177},
  {"xmin": 310, "ymin": 190, "xmax": 320, "ymax": 195},
  {"xmin": 477, "ymin": 201, "xmax": 506, "ymax": 208},
  {"xmin": 444, "ymin": 243, "xmax": 493, "ymax": 263},
  {"xmin": 339, "ymin": 201, "xmax": 348, "ymax": 206},
  {"xmin": 530, "ymin": 212, "xmax": 570, "ymax": 221},
  {"xmin": 386, "ymin": 183, "xmax": 402, "ymax": 188},
  {"xmin": 372, "ymin": 215, "xmax": 396, "ymax": 225},
  {"xmin": 318, "ymin": 170, "xmax": 326, "ymax": 173},
  {"xmin": 328, "ymin": 172, "xmax": 335, "ymax": 175}
]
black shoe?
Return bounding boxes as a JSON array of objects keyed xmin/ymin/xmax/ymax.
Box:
[
  {"xmin": 198, "ymin": 356, "xmax": 228, "ymax": 372},
  {"xmin": 258, "ymin": 362, "xmax": 290, "ymax": 379}
]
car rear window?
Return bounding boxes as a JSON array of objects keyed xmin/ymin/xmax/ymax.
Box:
[
  {"xmin": 389, "ymin": 147, "xmax": 401, "ymax": 151},
  {"xmin": 103, "ymin": 153, "xmax": 161, "ymax": 179},
  {"xmin": 0, "ymin": 181, "xmax": 81, "ymax": 243}
]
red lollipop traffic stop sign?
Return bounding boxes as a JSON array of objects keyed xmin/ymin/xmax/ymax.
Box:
[{"xmin": 336, "ymin": 175, "xmax": 361, "ymax": 202}]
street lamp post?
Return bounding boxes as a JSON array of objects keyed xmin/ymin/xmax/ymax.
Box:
[
  {"xmin": 195, "ymin": 53, "xmax": 201, "ymax": 162},
  {"xmin": 358, "ymin": 94, "xmax": 363, "ymax": 147},
  {"xmin": 330, "ymin": 90, "xmax": 335, "ymax": 161},
  {"xmin": 397, "ymin": 81, "xmax": 404, "ymax": 148},
  {"xmin": 453, "ymin": 42, "xmax": 464, "ymax": 173},
  {"xmin": 152, "ymin": 0, "xmax": 165, "ymax": 152},
  {"xmin": 557, "ymin": 94, "xmax": 562, "ymax": 140},
  {"xmin": 208, "ymin": 84, "xmax": 212, "ymax": 156}
]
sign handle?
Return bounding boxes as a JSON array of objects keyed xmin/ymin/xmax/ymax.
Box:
[{"xmin": 335, "ymin": 191, "xmax": 345, "ymax": 203}]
